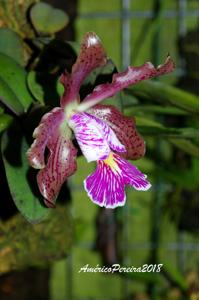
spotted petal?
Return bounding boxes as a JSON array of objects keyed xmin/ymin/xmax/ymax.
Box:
[
  {"xmin": 27, "ymin": 107, "xmax": 65, "ymax": 169},
  {"xmin": 88, "ymin": 104, "xmax": 145, "ymax": 160},
  {"xmin": 27, "ymin": 107, "xmax": 77, "ymax": 207},
  {"xmin": 69, "ymin": 112, "xmax": 125, "ymax": 163},
  {"xmin": 60, "ymin": 32, "xmax": 107, "ymax": 107},
  {"xmin": 37, "ymin": 125, "xmax": 77, "ymax": 207},
  {"xmin": 78, "ymin": 56, "xmax": 175, "ymax": 111},
  {"xmin": 84, "ymin": 153, "xmax": 151, "ymax": 208}
]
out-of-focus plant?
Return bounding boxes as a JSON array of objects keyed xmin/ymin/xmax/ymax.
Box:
[
  {"xmin": 0, "ymin": 0, "xmax": 69, "ymax": 222},
  {"xmin": 124, "ymin": 27, "xmax": 199, "ymax": 236},
  {"xmin": 30, "ymin": 2, "xmax": 68, "ymax": 35},
  {"xmin": 0, "ymin": 0, "xmax": 35, "ymax": 37}
]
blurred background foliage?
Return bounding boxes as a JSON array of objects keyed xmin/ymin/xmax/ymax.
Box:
[{"xmin": 0, "ymin": 0, "xmax": 198, "ymax": 299}]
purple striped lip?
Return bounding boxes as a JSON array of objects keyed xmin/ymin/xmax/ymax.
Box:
[{"xmin": 84, "ymin": 152, "xmax": 151, "ymax": 208}]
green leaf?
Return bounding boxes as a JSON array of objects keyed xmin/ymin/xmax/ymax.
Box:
[
  {"xmin": 135, "ymin": 116, "xmax": 199, "ymax": 157},
  {"xmin": 56, "ymin": 79, "xmax": 64, "ymax": 97},
  {"xmin": 0, "ymin": 53, "xmax": 33, "ymax": 112},
  {"xmin": 133, "ymin": 116, "xmax": 199, "ymax": 138},
  {"xmin": 0, "ymin": 107, "xmax": 4, "ymax": 115},
  {"xmin": 155, "ymin": 160, "xmax": 199, "ymax": 189},
  {"xmin": 0, "ymin": 114, "xmax": 13, "ymax": 132},
  {"xmin": 137, "ymin": 126, "xmax": 199, "ymax": 139},
  {"xmin": 127, "ymin": 81, "xmax": 199, "ymax": 113},
  {"xmin": 125, "ymin": 105, "xmax": 189, "ymax": 116},
  {"xmin": 169, "ymin": 138, "xmax": 199, "ymax": 159},
  {"xmin": 27, "ymin": 71, "xmax": 45, "ymax": 104},
  {"xmin": 0, "ymin": 76, "xmax": 24, "ymax": 115},
  {"xmin": 0, "ymin": 28, "xmax": 24, "ymax": 65},
  {"xmin": 163, "ymin": 263, "xmax": 188, "ymax": 292},
  {"xmin": 1, "ymin": 124, "xmax": 49, "ymax": 223},
  {"xmin": 30, "ymin": 2, "xmax": 69, "ymax": 34},
  {"xmin": 27, "ymin": 71, "xmax": 60, "ymax": 106},
  {"xmin": 135, "ymin": 116, "xmax": 164, "ymax": 127}
]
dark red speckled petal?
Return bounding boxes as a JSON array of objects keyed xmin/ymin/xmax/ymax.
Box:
[
  {"xmin": 37, "ymin": 124, "xmax": 77, "ymax": 208},
  {"xmin": 60, "ymin": 32, "xmax": 107, "ymax": 107},
  {"xmin": 27, "ymin": 107, "xmax": 65, "ymax": 169},
  {"xmin": 27, "ymin": 107, "xmax": 77, "ymax": 207},
  {"xmin": 88, "ymin": 104, "xmax": 145, "ymax": 160},
  {"xmin": 78, "ymin": 56, "xmax": 175, "ymax": 111}
]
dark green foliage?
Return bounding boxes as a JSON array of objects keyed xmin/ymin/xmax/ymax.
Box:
[
  {"xmin": 0, "ymin": 28, "xmax": 24, "ymax": 65},
  {"xmin": 0, "ymin": 53, "xmax": 33, "ymax": 113},
  {"xmin": 1, "ymin": 124, "xmax": 49, "ymax": 223}
]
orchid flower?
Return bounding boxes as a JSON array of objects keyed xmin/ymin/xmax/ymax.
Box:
[{"xmin": 27, "ymin": 32, "xmax": 175, "ymax": 208}]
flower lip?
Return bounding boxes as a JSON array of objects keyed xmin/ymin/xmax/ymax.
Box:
[
  {"xmin": 84, "ymin": 152, "xmax": 151, "ymax": 209},
  {"xmin": 84, "ymin": 179, "xmax": 127, "ymax": 209}
]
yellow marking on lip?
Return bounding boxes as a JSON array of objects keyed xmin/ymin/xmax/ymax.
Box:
[{"xmin": 104, "ymin": 152, "xmax": 120, "ymax": 174}]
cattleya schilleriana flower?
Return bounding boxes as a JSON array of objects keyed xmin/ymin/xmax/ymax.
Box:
[{"xmin": 27, "ymin": 32, "xmax": 175, "ymax": 208}]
